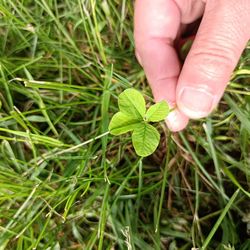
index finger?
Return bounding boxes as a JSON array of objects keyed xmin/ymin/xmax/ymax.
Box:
[{"xmin": 134, "ymin": 0, "xmax": 189, "ymax": 131}]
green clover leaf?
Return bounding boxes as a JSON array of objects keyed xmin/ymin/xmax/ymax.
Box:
[
  {"xmin": 145, "ymin": 101, "xmax": 170, "ymax": 122},
  {"xmin": 132, "ymin": 122, "xmax": 160, "ymax": 157},
  {"xmin": 118, "ymin": 88, "xmax": 146, "ymax": 119},
  {"xmin": 109, "ymin": 112, "xmax": 141, "ymax": 135},
  {"xmin": 109, "ymin": 88, "xmax": 170, "ymax": 157}
]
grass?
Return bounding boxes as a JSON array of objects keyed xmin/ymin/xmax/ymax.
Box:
[{"xmin": 0, "ymin": 1, "xmax": 250, "ymax": 249}]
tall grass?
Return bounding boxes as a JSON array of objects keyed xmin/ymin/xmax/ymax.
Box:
[{"xmin": 0, "ymin": 1, "xmax": 249, "ymax": 249}]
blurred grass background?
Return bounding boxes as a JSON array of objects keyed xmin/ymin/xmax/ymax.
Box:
[{"xmin": 0, "ymin": 1, "xmax": 250, "ymax": 249}]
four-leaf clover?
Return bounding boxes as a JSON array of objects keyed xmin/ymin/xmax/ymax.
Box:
[{"xmin": 109, "ymin": 88, "xmax": 170, "ymax": 157}]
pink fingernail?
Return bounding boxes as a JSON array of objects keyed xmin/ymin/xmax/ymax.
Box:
[
  {"xmin": 178, "ymin": 87, "xmax": 214, "ymax": 119},
  {"xmin": 135, "ymin": 51, "xmax": 143, "ymax": 65},
  {"xmin": 165, "ymin": 109, "xmax": 189, "ymax": 132}
]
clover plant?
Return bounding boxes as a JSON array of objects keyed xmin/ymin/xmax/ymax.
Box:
[{"xmin": 109, "ymin": 88, "xmax": 170, "ymax": 157}]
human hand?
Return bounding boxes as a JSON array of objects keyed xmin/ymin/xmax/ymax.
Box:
[{"xmin": 134, "ymin": 0, "xmax": 250, "ymax": 131}]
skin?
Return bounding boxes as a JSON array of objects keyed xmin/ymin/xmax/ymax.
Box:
[{"xmin": 134, "ymin": 0, "xmax": 250, "ymax": 131}]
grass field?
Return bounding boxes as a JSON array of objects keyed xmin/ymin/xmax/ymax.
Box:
[{"xmin": 0, "ymin": 1, "xmax": 250, "ymax": 249}]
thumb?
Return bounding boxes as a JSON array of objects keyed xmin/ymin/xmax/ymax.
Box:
[{"xmin": 176, "ymin": 0, "xmax": 250, "ymax": 119}]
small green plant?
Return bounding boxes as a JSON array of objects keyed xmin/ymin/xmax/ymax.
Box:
[{"xmin": 109, "ymin": 88, "xmax": 170, "ymax": 157}]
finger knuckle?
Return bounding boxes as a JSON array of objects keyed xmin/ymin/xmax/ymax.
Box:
[{"xmin": 191, "ymin": 45, "xmax": 237, "ymax": 80}]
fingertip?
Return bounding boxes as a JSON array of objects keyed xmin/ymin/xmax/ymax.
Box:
[
  {"xmin": 152, "ymin": 77, "xmax": 178, "ymax": 107},
  {"xmin": 165, "ymin": 109, "xmax": 189, "ymax": 132},
  {"xmin": 151, "ymin": 77, "xmax": 189, "ymax": 132},
  {"xmin": 135, "ymin": 51, "xmax": 143, "ymax": 66}
]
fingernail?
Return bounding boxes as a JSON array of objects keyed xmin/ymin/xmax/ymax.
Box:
[
  {"xmin": 135, "ymin": 51, "xmax": 143, "ymax": 65},
  {"xmin": 165, "ymin": 109, "xmax": 189, "ymax": 132},
  {"xmin": 178, "ymin": 87, "xmax": 214, "ymax": 119}
]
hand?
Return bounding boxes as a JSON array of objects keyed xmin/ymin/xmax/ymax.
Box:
[{"xmin": 134, "ymin": 0, "xmax": 250, "ymax": 131}]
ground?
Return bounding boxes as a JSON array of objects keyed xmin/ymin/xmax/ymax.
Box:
[{"xmin": 0, "ymin": 1, "xmax": 250, "ymax": 249}]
